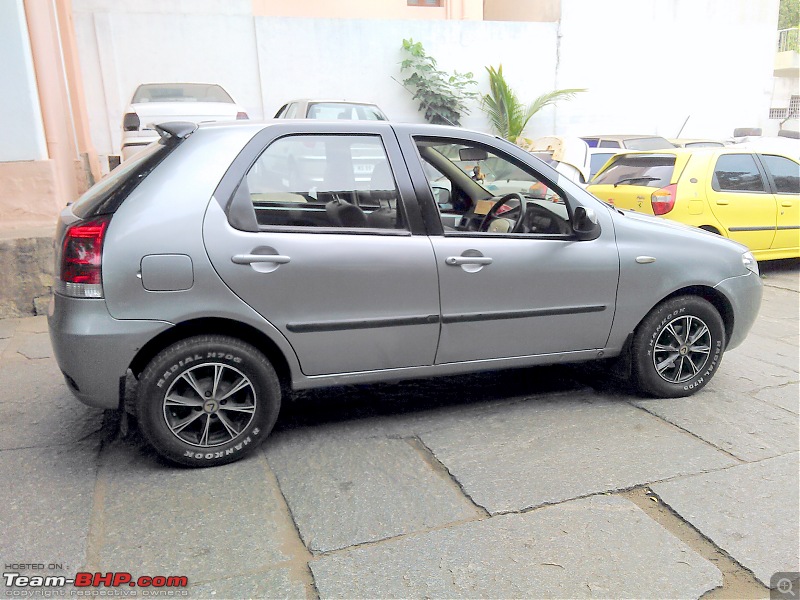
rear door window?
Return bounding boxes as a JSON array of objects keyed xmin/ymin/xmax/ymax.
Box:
[
  {"xmin": 759, "ymin": 154, "xmax": 800, "ymax": 194},
  {"xmin": 712, "ymin": 154, "xmax": 766, "ymax": 192},
  {"xmin": 243, "ymin": 134, "xmax": 406, "ymax": 230},
  {"xmin": 592, "ymin": 155, "xmax": 676, "ymax": 188}
]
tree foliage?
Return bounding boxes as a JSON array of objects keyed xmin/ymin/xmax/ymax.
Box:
[
  {"xmin": 779, "ymin": 0, "xmax": 799, "ymax": 29},
  {"xmin": 400, "ymin": 38, "xmax": 478, "ymax": 126},
  {"xmin": 481, "ymin": 65, "xmax": 585, "ymax": 143}
]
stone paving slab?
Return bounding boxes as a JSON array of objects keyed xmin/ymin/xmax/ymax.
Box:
[
  {"xmin": 714, "ymin": 351, "xmax": 799, "ymax": 394},
  {"xmin": 0, "ymin": 360, "xmax": 104, "ymax": 450},
  {"xmin": 749, "ymin": 311, "xmax": 800, "ymax": 347},
  {"xmin": 652, "ymin": 452, "xmax": 800, "ymax": 587},
  {"xmin": 734, "ymin": 333, "xmax": 799, "ymax": 373},
  {"xmin": 92, "ymin": 441, "xmax": 306, "ymax": 584},
  {"xmin": 311, "ymin": 495, "xmax": 721, "ymax": 599},
  {"xmin": 188, "ymin": 566, "xmax": 308, "ymax": 599},
  {"xmin": 419, "ymin": 397, "xmax": 738, "ymax": 514},
  {"xmin": 633, "ymin": 389, "xmax": 799, "ymax": 461},
  {"xmin": 14, "ymin": 315, "xmax": 48, "ymax": 333},
  {"xmin": 754, "ymin": 384, "xmax": 800, "ymax": 415},
  {"xmin": 265, "ymin": 428, "xmax": 480, "ymax": 553},
  {"xmin": 0, "ymin": 318, "xmax": 18, "ymax": 339},
  {"xmin": 0, "ymin": 440, "xmax": 101, "ymax": 577},
  {"xmin": 15, "ymin": 332, "xmax": 53, "ymax": 359}
]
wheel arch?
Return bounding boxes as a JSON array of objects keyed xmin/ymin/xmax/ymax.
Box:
[
  {"xmin": 129, "ymin": 317, "xmax": 293, "ymax": 392},
  {"xmin": 698, "ymin": 225, "xmax": 722, "ymax": 235},
  {"xmin": 645, "ymin": 285, "xmax": 734, "ymax": 344}
]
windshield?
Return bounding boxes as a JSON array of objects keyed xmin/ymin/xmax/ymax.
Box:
[
  {"xmin": 306, "ymin": 103, "xmax": 387, "ymax": 120},
  {"xmin": 624, "ymin": 137, "xmax": 675, "ymax": 150},
  {"xmin": 132, "ymin": 84, "xmax": 234, "ymax": 103},
  {"xmin": 592, "ymin": 155, "xmax": 676, "ymax": 188}
]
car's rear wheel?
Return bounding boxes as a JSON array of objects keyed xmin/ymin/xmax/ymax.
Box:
[
  {"xmin": 632, "ymin": 296, "xmax": 725, "ymax": 398},
  {"xmin": 136, "ymin": 335, "xmax": 280, "ymax": 467}
]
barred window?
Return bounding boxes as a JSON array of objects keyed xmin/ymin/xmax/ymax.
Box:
[{"xmin": 789, "ymin": 95, "xmax": 800, "ymax": 118}]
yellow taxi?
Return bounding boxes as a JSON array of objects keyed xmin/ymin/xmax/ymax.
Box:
[{"xmin": 587, "ymin": 148, "xmax": 799, "ymax": 260}]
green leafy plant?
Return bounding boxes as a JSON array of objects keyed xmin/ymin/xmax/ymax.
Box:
[
  {"xmin": 482, "ymin": 64, "xmax": 585, "ymax": 143},
  {"xmin": 399, "ymin": 38, "xmax": 478, "ymax": 126}
]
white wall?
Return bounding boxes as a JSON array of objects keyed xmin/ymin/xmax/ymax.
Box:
[
  {"xmin": 71, "ymin": 0, "xmax": 780, "ymax": 158},
  {"xmin": 253, "ymin": 18, "xmax": 558, "ymax": 130},
  {"xmin": 72, "ymin": 0, "xmax": 261, "ymax": 156},
  {"xmin": 555, "ymin": 0, "xmax": 780, "ymax": 139},
  {"xmin": 0, "ymin": 0, "xmax": 47, "ymax": 162}
]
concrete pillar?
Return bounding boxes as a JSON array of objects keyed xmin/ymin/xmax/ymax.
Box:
[
  {"xmin": 55, "ymin": 0, "xmax": 102, "ymax": 186},
  {"xmin": 23, "ymin": 0, "xmax": 80, "ymax": 205}
]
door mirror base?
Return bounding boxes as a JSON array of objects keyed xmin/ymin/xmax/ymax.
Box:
[{"xmin": 573, "ymin": 206, "xmax": 601, "ymax": 241}]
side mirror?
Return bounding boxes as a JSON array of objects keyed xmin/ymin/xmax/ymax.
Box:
[
  {"xmin": 573, "ymin": 206, "xmax": 601, "ymax": 241},
  {"xmin": 433, "ymin": 186, "xmax": 452, "ymax": 209}
]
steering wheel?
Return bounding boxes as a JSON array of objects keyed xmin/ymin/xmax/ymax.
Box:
[{"xmin": 479, "ymin": 193, "xmax": 528, "ymax": 233}]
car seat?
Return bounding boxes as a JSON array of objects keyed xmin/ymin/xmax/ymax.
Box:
[{"xmin": 326, "ymin": 198, "xmax": 368, "ymax": 227}]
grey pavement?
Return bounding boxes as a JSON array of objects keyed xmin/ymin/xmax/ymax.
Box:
[{"xmin": 1, "ymin": 260, "xmax": 798, "ymax": 599}]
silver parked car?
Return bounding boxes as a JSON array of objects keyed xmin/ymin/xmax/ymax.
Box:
[{"xmin": 49, "ymin": 120, "xmax": 762, "ymax": 467}]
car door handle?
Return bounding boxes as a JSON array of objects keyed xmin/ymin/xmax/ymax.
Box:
[
  {"xmin": 446, "ymin": 256, "xmax": 493, "ymax": 266},
  {"xmin": 231, "ymin": 254, "xmax": 291, "ymax": 265},
  {"xmin": 781, "ymin": 200, "xmax": 793, "ymax": 207},
  {"xmin": 715, "ymin": 199, "xmax": 729, "ymax": 205}
]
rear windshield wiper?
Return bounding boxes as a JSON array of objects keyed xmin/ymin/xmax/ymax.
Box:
[{"xmin": 613, "ymin": 176, "xmax": 659, "ymax": 187}]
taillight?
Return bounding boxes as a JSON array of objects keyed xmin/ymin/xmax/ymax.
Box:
[
  {"xmin": 236, "ymin": 111, "xmax": 249, "ymax": 120},
  {"xmin": 123, "ymin": 112, "xmax": 140, "ymax": 131},
  {"xmin": 56, "ymin": 217, "xmax": 110, "ymax": 298},
  {"xmin": 651, "ymin": 184, "xmax": 677, "ymax": 215}
]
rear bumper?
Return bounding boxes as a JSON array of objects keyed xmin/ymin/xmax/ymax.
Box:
[
  {"xmin": 714, "ymin": 270, "xmax": 763, "ymax": 351},
  {"xmin": 48, "ymin": 294, "xmax": 172, "ymax": 409}
]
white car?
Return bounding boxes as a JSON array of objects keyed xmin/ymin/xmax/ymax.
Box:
[
  {"xmin": 274, "ymin": 99, "xmax": 387, "ymax": 121},
  {"xmin": 121, "ymin": 83, "xmax": 248, "ymax": 160},
  {"xmin": 522, "ymin": 137, "xmax": 627, "ymax": 185}
]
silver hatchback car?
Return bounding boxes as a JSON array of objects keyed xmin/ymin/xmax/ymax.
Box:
[{"xmin": 49, "ymin": 120, "xmax": 762, "ymax": 467}]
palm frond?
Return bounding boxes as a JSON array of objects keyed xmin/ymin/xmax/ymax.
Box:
[{"xmin": 519, "ymin": 88, "xmax": 587, "ymax": 137}]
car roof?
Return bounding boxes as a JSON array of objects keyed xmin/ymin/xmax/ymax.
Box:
[{"xmin": 198, "ymin": 119, "xmax": 490, "ymax": 138}]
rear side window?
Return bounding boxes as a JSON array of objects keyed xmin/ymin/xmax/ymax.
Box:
[
  {"xmin": 71, "ymin": 143, "xmax": 171, "ymax": 218},
  {"xmin": 598, "ymin": 140, "xmax": 620, "ymax": 148},
  {"xmin": 712, "ymin": 154, "xmax": 766, "ymax": 192},
  {"xmin": 243, "ymin": 134, "xmax": 405, "ymax": 230},
  {"xmin": 760, "ymin": 154, "xmax": 800, "ymax": 194},
  {"xmin": 592, "ymin": 155, "xmax": 676, "ymax": 188}
]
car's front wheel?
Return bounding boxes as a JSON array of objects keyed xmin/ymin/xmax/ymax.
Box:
[
  {"xmin": 136, "ymin": 335, "xmax": 281, "ymax": 467},
  {"xmin": 632, "ymin": 296, "xmax": 726, "ymax": 398}
]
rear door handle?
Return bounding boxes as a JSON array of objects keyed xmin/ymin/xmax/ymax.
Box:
[
  {"xmin": 781, "ymin": 200, "xmax": 793, "ymax": 207},
  {"xmin": 446, "ymin": 256, "xmax": 493, "ymax": 266},
  {"xmin": 715, "ymin": 199, "xmax": 729, "ymax": 205},
  {"xmin": 231, "ymin": 254, "xmax": 291, "ymax": 265}
]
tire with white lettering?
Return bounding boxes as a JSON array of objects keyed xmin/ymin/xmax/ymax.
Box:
[
  {"xmin": 136, "ymin": 335, "xmax": 280, "ymax": 467},
  {"xmin": 632, "ymin": 296, "xmax": 725, "ymax": 398}
]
